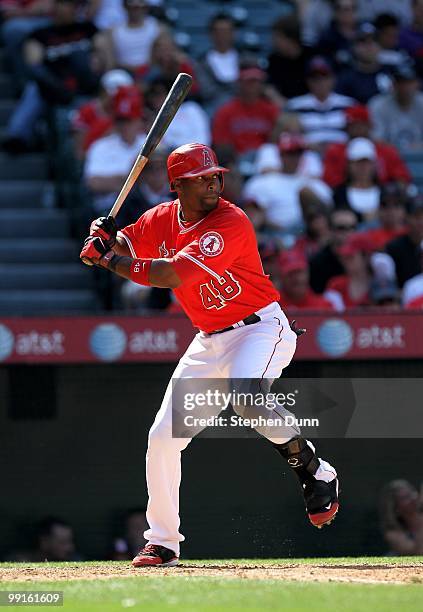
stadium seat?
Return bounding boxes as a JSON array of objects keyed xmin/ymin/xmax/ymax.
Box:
[
  {"xmin": 172, "ymin": 2, "xmax": 220, "ymax": 29},
  {"xmin": 0, "ymin": 181, "xmax": 54, "ymax": 209},
  {"xmin": 0, "ymin": 153, "xmax": 49, "ymax": 181},
  {"xmin": 0, "ymin": 209, "xmax": 70, "ymax": 239},
  {"xmin": 0, "ymin": 239, "xmax": 79, "ymax": 264},
  {"xmin": 0, "ymin": 264, "xmax": 92, "ymax": 291},
  {"xmin": 239, "ymin": 2, "xmax": 293, "ymax": 28},
  {"xmin": 0, "ymin": 289, "xmax": 100, "ymax": 315}
]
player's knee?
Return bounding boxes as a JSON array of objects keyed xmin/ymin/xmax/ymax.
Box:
[
  {"xmin": 148, "ymin": 422, "xmax": 171, "ymax": 446},
  {"xmin": 148, "ymin": 422, "xmax": 191, "ymax": 452}
]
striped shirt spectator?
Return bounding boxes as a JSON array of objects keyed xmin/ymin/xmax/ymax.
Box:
[{"xmin": 285, "ymin": 56, "xmax": 356, "ymax": 148}]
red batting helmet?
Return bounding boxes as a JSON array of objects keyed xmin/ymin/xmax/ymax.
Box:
[{"xmin": 167, "ymin": 143, "xmax": 229, "ymax": 190}]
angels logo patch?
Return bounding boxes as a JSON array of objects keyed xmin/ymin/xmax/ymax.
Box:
[
  {"xmin": 199, "ymin": 231, "xmax": 224, "ymax": 257},
  {"xmin": 203, "ymin": 148, "xmax": 214, "ymax": 166}
]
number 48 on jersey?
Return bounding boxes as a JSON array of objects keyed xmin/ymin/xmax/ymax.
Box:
[{"xmin": 199, "ymin": 271, "xmax": 241, "ymax": 309}]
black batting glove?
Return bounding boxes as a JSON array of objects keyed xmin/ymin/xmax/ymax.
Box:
[
  {"xmin": 290, "ymin": 320, "xmax": 306, "ymax": 337},
  {"xmin": 89, "ymin": 216, "xmax": 118, "ymax": 247}
]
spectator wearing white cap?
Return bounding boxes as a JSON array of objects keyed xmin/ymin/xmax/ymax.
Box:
[
  {"xmin": 71, "ymin": 69, "xmax": 134, "ymax": 158},
  {"xmin": 333, "ymin": 137, "xmax": 381, "ymax": 224}
]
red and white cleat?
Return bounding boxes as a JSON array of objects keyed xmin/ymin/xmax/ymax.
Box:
[
  {"xmin": 132, "ymin": 544, "xmax": 179, "ymax": 567},
  {"xmin": 304, "ymin": 478, "xmax": 340, "ymax": 529}
]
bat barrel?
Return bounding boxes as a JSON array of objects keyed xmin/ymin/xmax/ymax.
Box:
[
  {"xmin": 140, "ymin": 73, "xmax": 193, "ymax": 159},
  {"xmin": 107, "ymin": 72, "xmax": 193, "ymax": 220}
]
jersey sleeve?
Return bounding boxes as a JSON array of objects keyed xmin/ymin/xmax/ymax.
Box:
[
  {"xmin": 118, "ymin": 210, "xmax": 158, "ymax": 259},
  {"xmin": 171, "ymin": 215, "xmax": 250, "ymax": 286}
]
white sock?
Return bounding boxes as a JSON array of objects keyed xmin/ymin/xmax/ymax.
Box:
[{"xmin": 314, "ymin": 459, "xmax": 337, "ymax": 483}]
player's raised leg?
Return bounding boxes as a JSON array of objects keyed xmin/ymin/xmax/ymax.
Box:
[{"xmin": 224, "ymin": 302, "xmax": 339, "ymax": 528}]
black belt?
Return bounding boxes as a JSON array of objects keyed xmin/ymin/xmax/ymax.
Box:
[{"xmin": 209, "ymin": 313, "xmax": 261, "ymax": 335}]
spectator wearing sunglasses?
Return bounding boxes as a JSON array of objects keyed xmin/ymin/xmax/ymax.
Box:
[{"xmin": 309, "ymin": 208, "xmax": 358, "ymax": 293}]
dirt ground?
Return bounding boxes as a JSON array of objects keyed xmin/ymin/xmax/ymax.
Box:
[{"xmin": 1, "ymin": 562, "xmax": 422, "ymax": 584}]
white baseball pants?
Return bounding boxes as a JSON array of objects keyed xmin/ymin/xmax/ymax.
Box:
[{"xmin": 144, "ymin": 302, "xmax": 307, "ymax": 554}]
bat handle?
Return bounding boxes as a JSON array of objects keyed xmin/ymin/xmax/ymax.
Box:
[{"xmin": 81, "ymin": 257, "xmax": 94, "ymax": 267}]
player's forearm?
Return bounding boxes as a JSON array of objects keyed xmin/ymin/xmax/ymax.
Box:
[{"xmin": 102, "ymin": 255, "xmax": 182, "ymax": 289}]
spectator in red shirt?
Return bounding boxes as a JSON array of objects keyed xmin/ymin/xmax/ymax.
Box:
[
  {"xmin": 325, "ymin": 233, "xmax": 373, "ymax": 309},
  {"xmin": 71, "ymin": 69, "xmax": 135, "ymax": 158},
  {"xmin": 360, "ymin": 182, "xmax": 408, "ymax": 250},
  {"xmin": 323, "ymin": 104, "xmax": 411, "ymax": 188},
  {"xmin": 278, "ymin": 249, "xmax": 335, "ymax": 311},
  {"xmin": 212, "ymin": 62, "xmax": 279, "ymax": 155}
]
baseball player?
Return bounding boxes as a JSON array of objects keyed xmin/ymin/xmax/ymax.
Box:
[{"xmin": 80, "ymin": 143, "xmax": 339, "ymax": 567}]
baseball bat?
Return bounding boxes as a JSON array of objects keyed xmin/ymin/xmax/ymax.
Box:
[{"xmin": 82, "ymin": 72, "xmax": 193, "ymax": 265}]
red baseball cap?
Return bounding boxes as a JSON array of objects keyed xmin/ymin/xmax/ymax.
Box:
[
  {"xmin": 239, "ymin": 67, "xmax": 266, "ymax": 81},
  {"xmin": 338, "ymin": 233, "xmax": 372, "ymax": 257},
  {"xmin": 113, "ymin": 86, "xmax": 143, "ymax": 120},
  {"xmin": 279, "ymin": 249, "xmax": 308, "ymax": 275},
  {"xmin": 345, "ymin": 105, "xmax": 370, "ymax": 124},
  {"xmin": 279, "ymin": 132, "xmax": 306, "ymax": 153},
  {"xmin": 307, "ymin": 56, "xmax": 333, "ymax": 77}
]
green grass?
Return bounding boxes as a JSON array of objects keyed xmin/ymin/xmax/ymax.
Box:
[{"xmin": 1, "ymin": 557, "xmax": 422, "ymax": 612}]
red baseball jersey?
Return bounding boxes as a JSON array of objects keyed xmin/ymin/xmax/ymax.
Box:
[{"xmin": 119, "ymin": 197, "xmax": 280, "ymax": 332}]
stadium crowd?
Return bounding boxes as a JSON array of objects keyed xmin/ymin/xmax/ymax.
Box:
[
  {"xmin": 2, "ymin": 0, "xmax": 423, "ymax": 314},
  {"xmin": 5, "ymin": 483, "xmax": 423, "ymax": 560}
]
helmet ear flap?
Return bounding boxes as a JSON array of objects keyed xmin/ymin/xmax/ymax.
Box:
[{"xmin": 219, "ymin": 172, "xmax": 224, "ymax": 192}]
